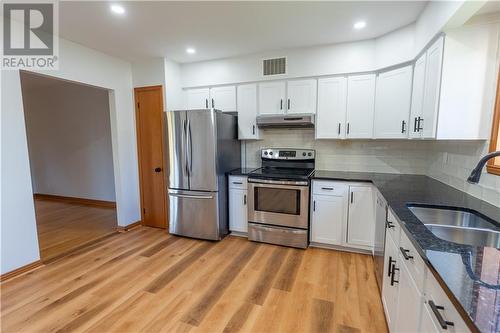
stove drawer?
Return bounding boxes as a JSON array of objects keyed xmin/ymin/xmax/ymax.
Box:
[
  {"xmin": 313, "ymin": 180, "xmax": 348, "ymax": 196},
  {"xmin": 248, "ymin": 223, "xmax": 308, "ymax": 249}
]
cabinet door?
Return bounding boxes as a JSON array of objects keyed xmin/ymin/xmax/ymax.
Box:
[
  {"xmin": 237, "ymin": 84, "xmax": 259, "ymax": 140},
  {"xmin": 409, "ymin": 53, "xmax": 426, "ymax": 138},
  {"xmin": 420, "ymin": 301, "xmax": 441, "ymax": 333},
  {"xmin": 258, "ymin": 81, "xmax": 286, "ymax": 115},
  {"xmin": 316, "ymin": 77, "xmax": 347, "ymax": 139},
  {"xmin": 210, "ymin": 86, "xmax": 236, "ymax": 112},
  {"xmin": 311, "ymin": 194, "xmax": 347, "ymax": 245},
  {"xmin": 229, "ymin": 188, "xmax": 247, "ymax": 233},
  {"xmin": 347, "ymin": 186, "xmax": 374, "ymax": 248},
  {"xmin": 395, "ymin": 261, "xmax": 423, "ymax": 333},
  {"xmin": 286, "ymin": 79, "xmax": 317, "ymax": 114},
  {"xmin": 421, "ymin": 36, "xmax": 444, "ymax": 139},
  {"xmin": 424, "ymin": 271, "xmax": 471, "ymax": 333},
  {"xmin": 382, "ymin": 236, "xmax": 400, "ymax": 333},
  {"xmin": 186, "ymin": 88, "xmax": 210, "ymax": 110},
  {"xmin": 374, "ymin": 66, "xmax": 413, "ymax": 139},
  {"xmin": 346, "ymin": 74, "xmax": 376, "ymax": 138}
]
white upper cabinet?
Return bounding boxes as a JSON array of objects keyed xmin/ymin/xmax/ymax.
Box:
[
  {"xmin": 346, "ymin": 185, "xmax": 375, "ymax": 248},
  {"xmin": 237, "ymin": 84, "xmax": 259, "ymax": 140},
  {"xmin": 421, "ymin": 36, "xmax": 444, "ymax": 139},
  {"xmin": 410, "ymin": 53, "xmax": 427, "ymax": 138},
  {"xmin": 286, "ymin": 79, "xmax": 317, "ymax": 114},
  {"xmin": 374, "ymin": 66, "xmax": 413, "ymax": 139},
  {"xmin": 210, "ymin": 86, "xmax": 236, "ymax": 112},
  {"xmin": 409, "ymin": 36, "xmax": 444, "ymax": 139},
  {"xmin": 346, "ymin": 74, "xmax": 376, "ymax": 139},
  {"xmin": 316, "ymin": 77, "xmax": 347, "ymax": 139},
  {"xmin": 186, "ymin": 88, "xmax": 210, "ymax": 110},
  {"xmin": 258, "ymin": 81, "xmax": 286, "ymax": 115}
]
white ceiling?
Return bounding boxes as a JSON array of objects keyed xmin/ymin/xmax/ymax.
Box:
[{"xmin": 59, "ymin": 1, "xmax": 428, "ymax": 63}]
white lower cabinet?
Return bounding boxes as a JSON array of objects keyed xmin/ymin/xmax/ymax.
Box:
[
  {"xmin": 382, "ymin": 211, "xmax": 471, "ymax": 333},
  {"xmin": 394, "ymin": 260, "xmax": 422, "ymax": 332},
  {"xmin": 228, "ymin": 176, "xmax": 247, "ymax": 233},
  {"xmin": 382, "ymin": 233, "xmax": 400, "ymax": 332},
  {"xmin": 310, "ymin": 181, "xmax": 374, "ymax": 250},
  {"xmin": 311, "ymin": 192, "xmax": 347, "ymax": 246},
  {"xmin": 347, "ymin": 185, "xmax": 374, "ymax": 248}
]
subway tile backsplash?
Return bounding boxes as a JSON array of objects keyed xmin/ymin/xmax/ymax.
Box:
[{"xmin": 242, "ymin": 129, "xmax": 500, "ymax": 207}]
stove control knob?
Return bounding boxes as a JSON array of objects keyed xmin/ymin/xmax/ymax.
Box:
[
  {"xmin": 308, "ymin": 152, "xmax": 312, "ymax": 157},
  {"xmin": 302, "ymin": 152, "xmax": 306, "ymax": 156},
  {"xmin": 269, "ymin": 151, "xmax": 273, "ymax": 156},
  {"xmin": 264, "ymin": 151, "xmax": 268, "ymax": 156}
]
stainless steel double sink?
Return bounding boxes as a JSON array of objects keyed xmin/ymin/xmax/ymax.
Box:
[{"xmin": 407, "ymin": 205, "xmax": 500, "ymax": 248}]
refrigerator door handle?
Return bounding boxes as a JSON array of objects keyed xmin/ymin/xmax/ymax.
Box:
[
  {"xmin": 187, "ymin": 119, "xmax": 193, "ymax": 174},
  {"xmin": 183, "ymin": 119, "xmax": 189, "ymax": 176}
]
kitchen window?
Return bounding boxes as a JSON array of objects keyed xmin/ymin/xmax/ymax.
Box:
[{"xmin": 487, "ymin": 68, "xmax": 500, "ymax": 176}]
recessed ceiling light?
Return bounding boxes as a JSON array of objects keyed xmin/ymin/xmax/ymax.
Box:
[
  {"xmin": 186, "ymin": 48, "xmax": 196, "ymax": 55},
  {"xmin": 354, "ymin": 21, "xmax": 366, "ymax": 30},
  {"xmin": 110, "ymin": 4, "xmax": 125, "ymax": 15}
]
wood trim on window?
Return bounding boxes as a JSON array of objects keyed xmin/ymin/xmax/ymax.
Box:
[{"xmin": 486, "ymin": 68, "xmax": 500, "ymax": 176}]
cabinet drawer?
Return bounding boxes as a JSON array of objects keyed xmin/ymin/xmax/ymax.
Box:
[
  {"xmin": 229, "ymin": 176, "xmax": 247, "ymax": 190},
  {"xmin": 399, "ymin": 230, "xmax": 426, "ymax": 293},
  {"xmin": 424, "ymin": 272, "xmax": 470, "ymax": 333},
  {"xmin": 386, "ymin": 208, "xmax": 401, "ymax": 246},
  {"xmin": 312, "ymin": 181, "xmax": 348, "ymax": 196}
]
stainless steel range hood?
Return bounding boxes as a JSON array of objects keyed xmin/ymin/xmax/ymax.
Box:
[{"xmin": 256, "ymin": 115, "xmax": 315, "ymax": 128}]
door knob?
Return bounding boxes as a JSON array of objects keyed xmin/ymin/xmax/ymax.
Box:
[{"xmin": 154, "ymin": 167, "xmax": 162, "ymax": 173}]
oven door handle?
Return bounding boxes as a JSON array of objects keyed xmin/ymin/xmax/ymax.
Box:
[{"xmin": 248, "ymin": 178, "xmax": 308, "ymax": 186}]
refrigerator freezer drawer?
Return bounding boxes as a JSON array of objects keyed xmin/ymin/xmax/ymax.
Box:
[
  {"xmin": 169, "ymin": 190, "xmax": 220, "ymax": 240},
  {"xmin": 248, "ymin": 223, "xmax": 308, "ymax": 249}
]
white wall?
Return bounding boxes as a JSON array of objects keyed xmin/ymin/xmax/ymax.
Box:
[
  {"xmin": 22, "ymin": 76, "xmax": 116, "ymax": 202},
  {"xmin": 179, "ymin": 1, "xmax": 476, "ymax": 89},
  {"xmin": 415, "ymin": 1, "xmax": 464, "ymax": 51},
  {"xmin": 1, "ymin": 70, "xmax": 41, "ymax": 274},
  {"xmin": 164, "ymin": 59, "xmax": 184, "ymax": 111},
  {"xmin": 427, "ymin": 141, "xmax": 500, "ymax": 207},
  {"xmin": 131, "ymin": 58, "xmax": 165, "ymax": 88},
  {"xmin": 1, "ymin": 37, "xmax": 140, "ymax": 274}
]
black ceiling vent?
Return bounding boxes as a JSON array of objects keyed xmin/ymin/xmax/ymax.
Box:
[{"xmin": 263, "ymin": 57, "xmax": 286, "ymax": 76}]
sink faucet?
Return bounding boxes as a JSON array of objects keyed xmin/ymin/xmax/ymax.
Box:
[{"xmin": 467, "ymin": 151, "xmax": 500, "ymax": 184}]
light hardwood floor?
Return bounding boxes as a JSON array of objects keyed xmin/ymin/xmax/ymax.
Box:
[
  {"xmin": 0, "ymin": 227, "xmax": 388, "ymax": 333},
  {"xmin": 34, "ymin": 198, "xmax": 117, "ymax": 261}
]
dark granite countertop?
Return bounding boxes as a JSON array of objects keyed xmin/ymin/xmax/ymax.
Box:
[
  {"xmin": 313, "ymin": 171, "xmax": 500, "ymax": 333},
  {"xmin": 227, "ymin": 168, "xmax": 258, "ymax": 176}
]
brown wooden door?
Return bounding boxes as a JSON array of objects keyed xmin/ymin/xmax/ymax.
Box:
[{"xmin": 135, "ymin": 86, "xmax": 167, "ymax": 229}]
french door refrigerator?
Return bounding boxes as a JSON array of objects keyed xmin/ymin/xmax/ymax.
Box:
[{"xmin": 165, "ymin": 109, "xmax": 240, "ymax": 240}]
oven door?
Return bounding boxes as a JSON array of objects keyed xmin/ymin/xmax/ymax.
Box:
[{"xmin": 247, "ymin": 179, "xmax": 309, "ymax": 229}]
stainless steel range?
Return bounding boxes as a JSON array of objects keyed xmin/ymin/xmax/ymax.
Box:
[{"xmin": 247, "ymin": 148, "xmax": 315, "ymax": 249}]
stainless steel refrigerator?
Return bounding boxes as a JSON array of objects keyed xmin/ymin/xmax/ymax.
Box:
[{"xmin": 165, "ymin": 109, "xmax": 240, "ymax": 240}]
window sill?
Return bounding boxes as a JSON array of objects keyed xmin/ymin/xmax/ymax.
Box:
[{"xmin": 486, "ymin": 164, "xmax": 500, "ymax": 176}]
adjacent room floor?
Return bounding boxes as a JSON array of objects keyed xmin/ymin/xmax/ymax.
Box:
[
  {"xmin": 34, "ymin": 197, "xmax": 117, "ymax": 261},
  {"xmin": 1, "ymin": 226, "xmax": 387, "ymax": 333}
]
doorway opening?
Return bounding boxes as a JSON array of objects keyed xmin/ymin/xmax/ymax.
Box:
[{"xmin": 20, "ymin": 71, "xmax": 118, "ymax": 262}]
